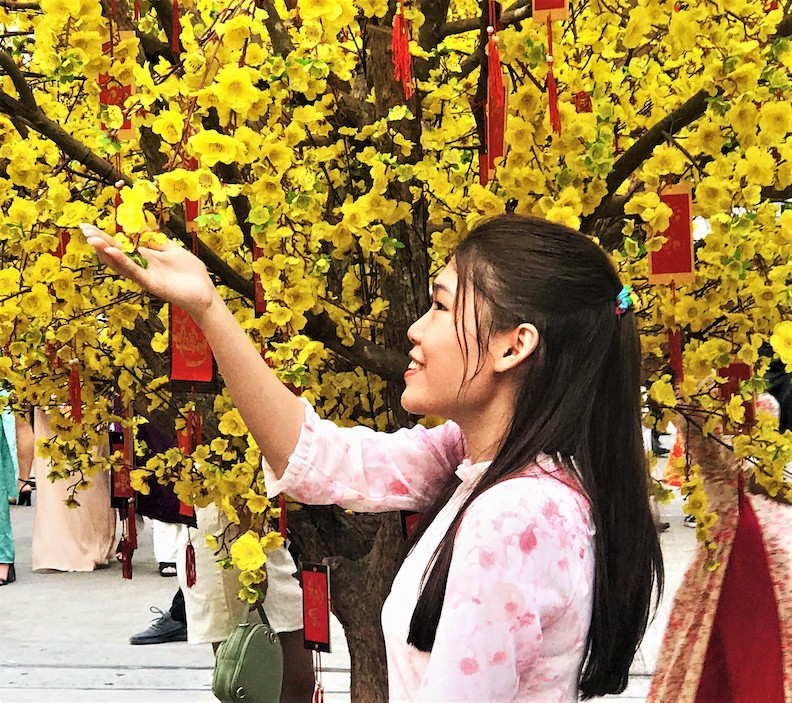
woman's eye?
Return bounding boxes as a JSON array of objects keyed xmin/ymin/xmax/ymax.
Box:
[{"xmin": 433, "ymin": 300, "xmax": 446, "ymax": 311}]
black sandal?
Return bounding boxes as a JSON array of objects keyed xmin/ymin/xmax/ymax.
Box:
[
  {"xmin": 0, "ymin": 564, "xmax": 16, "ymax": 586},
  {"xmin": 159, "ymin": 562, "xmax": 177, "ymax": 577}
]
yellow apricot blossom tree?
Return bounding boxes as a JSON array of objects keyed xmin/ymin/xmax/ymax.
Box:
[{"xmin": 0, "ymin": 0, "xmax": 791, "ymax": 697}]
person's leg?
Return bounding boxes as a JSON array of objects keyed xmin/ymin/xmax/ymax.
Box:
[
  {"xmin": 15, "ymin": 417, "xmax": 34, "ymax": 501},
  {"xmin": 129, "ymin": 587, "xmax": 188, "ymax": 644},
  {"xmin": 259, "ymin": 545, "xmax": 316, "ymax": 702},
  {"xmin": 277, "ymin": 630, "xmax": 316, "ymax": 703},
  {"xmin": 170, "ymin": 587, "xmax": 186, "ymax": 623},
  {"xmin": 152, "ymin": 519, "xmax": 180, "ymax": 576},
  {"xmin": 0, "ymin": 490, "xmax": 15, "ymax": 583}
]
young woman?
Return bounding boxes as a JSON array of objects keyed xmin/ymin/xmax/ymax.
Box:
[{"xmin": 83, "ymin": 214, "xmax": 663, "ymax": 701}]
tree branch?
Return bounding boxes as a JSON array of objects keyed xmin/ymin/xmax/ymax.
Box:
[
  {"xmin": 0, "ymin": 0, "xmax": 40, "ymax": 8},
  {"xmin": 440, "ymin": 0, "xmax": 532, "ymax": 39},
  {"xmin": 0, "ymin": 50, "xmax": 38, "ymax": 112},
  {"xmin": 255, "ymin": 0, "xmax": 294, "ymax": 57},
  {"xmin": 581, "ymin": 89, "xmax": 709, "ymax": 233}
]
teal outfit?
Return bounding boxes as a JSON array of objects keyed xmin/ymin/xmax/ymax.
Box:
[{"xmin": 0, "ymin": 392, "xmax": 19, "ymax": 564}]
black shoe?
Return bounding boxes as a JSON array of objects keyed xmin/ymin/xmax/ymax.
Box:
[
  {"xmin": 0, "ymin": 563, "xmax": 15, "ymax": 586},
  {"xmin": 129, "ymin": 608, "xmax": 187, "ymax": 645}
]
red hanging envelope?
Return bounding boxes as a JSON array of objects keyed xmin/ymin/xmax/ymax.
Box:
[
  {"xmin": 532, "ymin": 0, "xmax": 569, "ymax": 22},
  {"xmin": 648, "ymin": 184, "xmax": 695, "ymax": 285},
  {"xmin": 99, "ymin": 31, "xmax": 136, "ymax": 140},
  {"xmin": 169, "ymin": 304, "xmax": 216, "ymax": 388},
  {"xmin": 302, "ymin": 563, "xmax": 332, "ymax": 653}
]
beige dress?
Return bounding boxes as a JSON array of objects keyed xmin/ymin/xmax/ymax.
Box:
[{"xmin": 31, "ymin": 407, "xmax": 116, "ymax": 572}]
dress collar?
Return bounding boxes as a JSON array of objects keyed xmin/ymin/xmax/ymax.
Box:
[{"xmin": 454, "ymin": 458, "xmax": 492, "ymax": 485}]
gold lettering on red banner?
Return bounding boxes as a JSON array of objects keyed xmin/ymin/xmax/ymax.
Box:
[{"xmin": 170, "ymin": 305, "xmax": 214, "ymax": 382}]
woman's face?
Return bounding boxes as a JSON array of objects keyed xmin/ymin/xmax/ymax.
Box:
[{"xmin": 402, "ymin": 262, "xmax": 496, "ymax": 422}]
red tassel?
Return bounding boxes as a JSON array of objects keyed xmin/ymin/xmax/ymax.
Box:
[
  {"xmin": 69, "ymin": 363, "xmax": 82, "ymax": 423},
  {"xmin": 391, "ymin": 2, "xmax": 413, "ymax": 100},
  {"xmin": 279, "ymin": 494, "xmax": 288, "ymax": 539},
  {"xmin": 294, "ymin": 0, "xmax": 301, "ymax": 23},
  {"xmin": 171, "ymin": 0, "xmax": 180, "ymax": 53},
  {"xmin": 121, "ymin": 537, "xmax": 133, "ymax": 579},
  {"xmin": 127, "ymin": 500, "xmax": 138, "ymax": 550},
  {"xmin": 667, "ymin": 328, "xmax": 684, "ymax": 384},
  {"xmin": 134, "ymin": 0, "xmax": 140, "ymax": 20},
  {"xmin": 545, "ymin": 16, "xmax": 561, "ymax": 135},
  {"xmin": 185, "ymin": 540, "xmax": 196, "ymax": 587},
  {"xmin": 487, "ymin": 28, "xmax": 504, "ymax": 109}
]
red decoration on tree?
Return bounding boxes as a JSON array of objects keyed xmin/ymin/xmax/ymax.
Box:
[
  {"xmin": 718, "ymin": 362, "xmax": 756, "ymax": 431},
  {"xmin": 391, "ymin": 2, "xmax": 413, "ymax": 100},
  {"xmin": 120, "ymin": 536, "xmax": 134, "ymax": 579},
  {"xmin": 480, "ymin": 2, "xmax": 507, "ymax": 185},
  {"xmin": 171, "ymin": 0, "xmax": 181, "ymax": 53},
  {"xmin": 573, "ymin": 90, "xmax": 592, "ymax": 113},
  {"xmin": 533, "ymin": 0, "xmax": 567, "ymax": 134},
  {"xmin": 68, "ymin": 362, "xmax": 82, "ymax": 423},
  {"xmin": 54, "ymin": 230, "xmax": 70, "ymax": 258},
  {"xmin": 185, "ymin": 539, "xmax": 197, "ymax": 587},
  {"xmin": 649, "ymin": 183, "xmax": 695, "ymax": 284},
  {"xmin": 667, "ymin": 328, "xmax": 684, "ymax": 384},
  {"xmin": 99, "ymin": 32, "xmax": 136, "ymax": 140},
  {"xmin": 544, "ymin": 16, "xmax": 561, "ymax": 135},
  {"xmin": 134, "ymin": 0, "xmax": 140, "ymax": 20},
  {"xmin": 170, "ymin": 305, "xmax": 214, "ymax": 383},
  {"xmin": 127, "ymin": 499, "xmax": 138, "ymax": 550},
  {"xmin": 183, "ymin": 155, "xmax": 199, "ymax": 233}
]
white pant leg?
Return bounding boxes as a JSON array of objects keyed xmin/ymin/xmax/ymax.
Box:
[{"xmin": 152, "ymin": 519, "xmax": 182, "ymax": 564}]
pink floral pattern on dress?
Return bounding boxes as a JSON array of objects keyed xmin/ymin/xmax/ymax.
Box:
[{"xmin": 265, "ymin": 404, "xmax": 596, "ymax": 702}]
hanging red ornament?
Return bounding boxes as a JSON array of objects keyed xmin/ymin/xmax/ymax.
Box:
[
  {"xmin": 391, "ymin": 2, "xmax": 413, "ymax": 100},
  {"xmin": 648, "ymin": 183, "xmax": 695, "ymax": 285},
  {"xmin": 121, "ymin": 537, "xmax": 133, "ymax": 579},
  {"xmin": 573, "ymin": 90, "xmax": 592, "ymax": 113},
  {"xmin": 185, "ymin": 539, "xmax": 197, "ymax": 587},
  {"xmin": 134, "ymin": 0, "xmax": 140, "ymax": 20},
  {"xmin": 544, "ymin": 16, "xmax": 561, "ymax": 135},
  {"xmin": 667, "ymin": 327, "xmax": 684, "ymax": 384},
  {"xmin": 69, "ymin": 361, "xmax": 82, "ymax": 423},
  {"xmin": 127, "ymin": 499, "xmax": 138, "ymax": 550},
  {"xmin": 533, "ymin": 1, "xmax": 567, "ymax": 134}
]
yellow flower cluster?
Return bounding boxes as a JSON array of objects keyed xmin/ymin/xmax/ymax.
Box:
[{"xmin": 0, "ymin": 0, "xmax": 790, "ymax": 590}]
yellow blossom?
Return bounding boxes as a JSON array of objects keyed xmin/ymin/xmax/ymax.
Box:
[{"xmin": 229, "ymin": 531, "xmax": 266, "ymax": 571}]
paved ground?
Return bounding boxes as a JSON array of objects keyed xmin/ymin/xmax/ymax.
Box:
[{"xmin": 0, "ymin": 441, "xmax": 695, "ymax": 703}]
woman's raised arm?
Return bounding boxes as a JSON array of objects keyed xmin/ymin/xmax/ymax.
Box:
[{"xmin": 80, "ymin": 223, "xmax": 305, "ymax": 477}]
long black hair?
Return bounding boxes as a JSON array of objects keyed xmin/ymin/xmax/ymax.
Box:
[{"xmin": 404, "ymin": 214, "xmax": 663, "ymax": 698}]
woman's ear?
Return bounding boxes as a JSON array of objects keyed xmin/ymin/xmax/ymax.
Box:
[{"xmin": 493, "ymin": 323, "xmax": 539, "ymax": 372}]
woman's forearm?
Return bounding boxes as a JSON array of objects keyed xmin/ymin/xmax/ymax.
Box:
[{"xmin": 193, "ymin": 289, "xmax": 306, "ymax": 478}]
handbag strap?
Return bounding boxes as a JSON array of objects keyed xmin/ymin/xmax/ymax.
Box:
[{"xmin": 254, "ymin": 603, "xmax": 272, "ymax": 629}]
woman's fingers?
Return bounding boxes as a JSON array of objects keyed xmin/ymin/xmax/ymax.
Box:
[{"xmin": 80, "ymin": 223, "xmax": 157, "ymax": 287}]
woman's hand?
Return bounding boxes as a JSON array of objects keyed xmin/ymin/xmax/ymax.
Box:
[{"xmin": 80, "ymin": 224, "xmax": 218, "ymax": 320}]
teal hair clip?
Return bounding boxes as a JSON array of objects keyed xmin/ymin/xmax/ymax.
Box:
[{"xmin": 615, "ymin": 285, "xmax": 634, "ymax": 315}]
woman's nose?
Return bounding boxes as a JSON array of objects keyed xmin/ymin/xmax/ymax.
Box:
[{"xmin": 407, "ymin": 309, "xmax": 429, "ymax": 345}]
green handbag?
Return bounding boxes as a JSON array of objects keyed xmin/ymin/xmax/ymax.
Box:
[{"xmin": 212, "ymin": 604, "xmax": 284, "ymax": 703}]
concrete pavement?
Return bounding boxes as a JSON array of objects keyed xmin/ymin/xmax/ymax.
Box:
[{"xmin": 1, "ymin": 445, "xmax": 696, "ymax": 702}]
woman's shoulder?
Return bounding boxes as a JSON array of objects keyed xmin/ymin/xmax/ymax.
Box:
[{"xmin": 466, "ymin": 461, "xmax": 593, "ymax": 530}]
